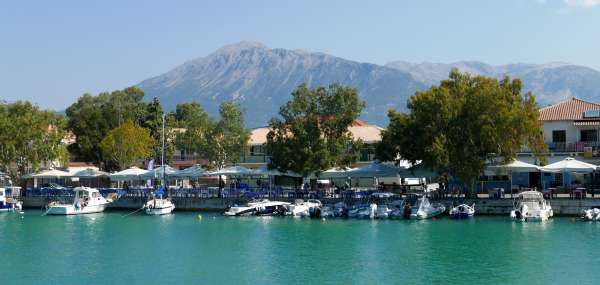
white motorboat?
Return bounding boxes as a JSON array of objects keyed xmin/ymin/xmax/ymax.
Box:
[
  {"xmin": 286, "ymin": 199, "xmax": 322, "ymax": 217},
  {"xmin": 582, "ymin": 208, "xmax": 600, "ymax": 221},
  {"xmin": 320, "ymin": 204, "xmax": 335, "ymax": 218},
  {"xmin": 449, "ymin": 203, "xmax": 475, "ymax": 219},
  {"xmin": 224, "ymin": 199, "xmax": 290, "ymax": 216},
  {"xmin": 348, "ymin": 203, "xmax": 377, "ymax": 219},
  {"xmin": 45, "ymin": 187, "xmax": 113, "ymax": 215},
  {"xmin": 0, "ymin": 187, "xmax": 22, "ymax": 213},
  {"xmin": 510, "ymin": 191, "xmax": 553, "ymax": 222},
  {"xmin": 144, "ymin": 194, "xmax": 175, "ymax": 215},
  {"xmin": 389, "ymin": 200, "xmax": 409, "ymax": 219},
  {"xmin": 375, "ymin": 204, "xmax": 393, "ymax": 219},
  {"xmin": 410, "ymin": 196, "xmax": 446, "ymax": 219}
]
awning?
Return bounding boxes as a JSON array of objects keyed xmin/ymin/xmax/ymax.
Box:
[{"xmin": 110, "ymin": 167, "xmax": 149, "ymax": 181}]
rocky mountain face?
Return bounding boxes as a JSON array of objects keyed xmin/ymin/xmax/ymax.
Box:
[
  {"xmin": 386, "ymin": 61, "xmax": 600, "ymax": 106},
  {"xmin": 139, "ymin": 42, "xmax": 600, "ymax": 127},
  {"xmin": 138, "ymin": 42, "xmax": 423, "ymax": 127}
]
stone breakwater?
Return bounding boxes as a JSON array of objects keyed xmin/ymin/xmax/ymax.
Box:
[{"xmin": 21, "ymin": 195, "xmax": 600, "ymax": 216}]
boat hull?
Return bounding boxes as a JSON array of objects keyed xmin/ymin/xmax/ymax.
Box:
[
  {"xmin": 145, "ymin": 205, "xmax": 175, "ymax": 215},
  {"xmin": 46, "ymin": 203, "xmax": 108, "ymax": 215}
]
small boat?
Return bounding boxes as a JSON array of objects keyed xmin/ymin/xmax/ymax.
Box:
[
  {"xmin": 510, "ymin": 191, "xmax": 553, "ymax": 222},
  {"xmin": 144, "ymin": 190, "xmax": 175, "ymax": 215},
  {"xmin": 224, "ymin": 199, "xmax": 289, "ymax": 216},
  {"xmin": 348, "ymin": 203, "xmax": 377, "ymax": 219},
  {"xmin": 286, "ymin": 199, "xmax": 321, "ymax": 217},
  {"xmin": 0, "ymin": 187, "xmax": 22, "ymax": 213},
  {"xmin": 45, "ymin": 187, "xmax": 113, "ymax": 215},
  {"xmin": 449, "ymin": 203, "xmax": 475, "ymax": 219},
  {"xmin": 410, "ymin": 196, "xmax": 445, "ymax": 219},
  {"xmin": 145, "ymin": 115, "xmax": 175, "ymax": 216},
  {"xmin": 375, "ymin": 204, "xmax": 393, "ymax": 219},
  {"xmin": 333, "ymin": 202, "xmax": 348, "ymax": 217},
  {"xmin": 388, "ymin": 200, "xmax": 409, "ymax": 219},
  {"xmin": 582, "ymin": 208, "xmax": 600, "ymax": 221}
]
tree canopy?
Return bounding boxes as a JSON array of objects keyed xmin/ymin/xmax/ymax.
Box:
[
  {"xmin": 0, "ymin": 101, "xmax": 68, "ymax": 179},
  {"xmin": 173, "ymin": 101, "xmax": 249, "ymax": 169},
  {"xmin": 266, "ymin": 83, "xmax": 366, "ymax": 177},
  {"xmin": 66, "ymin": 87, "xmax": 168, "ymax": 167},
  {"xmin": 100, "ymin": 120, "xmax": 155, "ymax": 170},
  {"xmin": 375, "ymin": 69, "xmax": 546, "ymax": 187}
]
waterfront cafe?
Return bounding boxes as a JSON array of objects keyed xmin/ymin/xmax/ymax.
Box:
[
  {"xmin": 483, "ymin": 157, "xmax": 599, "ymax": 197},
  {"xmin": 23, "ymin": 167, "xmax": 110, "ymax": 189},
  {"xmin": 539, "ymin": 157, "xmax": 598, "ymax": 197}
]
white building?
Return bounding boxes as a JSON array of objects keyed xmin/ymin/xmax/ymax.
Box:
[{"xmin": 537, "ymin": 98, "xmax": 600, "ymax": 157}]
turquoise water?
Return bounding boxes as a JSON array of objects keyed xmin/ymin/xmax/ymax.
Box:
[{"xmin": 1, "ymin": 211, "xmax": 599, "ymax": 285}]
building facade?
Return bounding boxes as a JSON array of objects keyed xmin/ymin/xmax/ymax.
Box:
[{"xmin": 239, "ymin": 119, "xmax": 383, "ymax": 169}]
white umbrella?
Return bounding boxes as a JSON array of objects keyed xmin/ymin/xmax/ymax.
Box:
[
  {"xmin": 171, "ymin": 164, "xmax": 206, "ymax": 179},
  {"xmin": 253, "ymin": 165, "xmax": 302, "ymax": 177},
  {"xmin": 72, "ymin": 168, "xmax": 109, "ymax": 178},
  {"xmin": 208, "ymin": 166, "xmax": 254, "ymax": 177},
  {"xmin": 140, "ymin": 165, "xmax": 178, "ymax": 180},
  {"xmin": 541, "ymin": 157, "xmax": 597, "ymax": 173},
  {"xmin": 110, "ymin": 167, "xmax": 149, "ymax": 181},
  {"xmin": 346, "ymin": 161, "xmax": 404, "ymax": 177},
  {"xmin": 318, "ymin": 167, "xmax": 356, "ymax": 179},
  {"xmin": 23, "ymin": 169, "xmax": 71, "ymax": 179},
  {"xmin": 487, "ymin": 160, "xmax": 540, "ymax": 174}
]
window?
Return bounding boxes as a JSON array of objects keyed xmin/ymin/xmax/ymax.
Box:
[
  {"xmin": 581, "ymin": 130, "xmax": 597, "ymax": 142},
  {"xmin": 552, "ymin": 130, "xmax": 566, "ymax": 143}
]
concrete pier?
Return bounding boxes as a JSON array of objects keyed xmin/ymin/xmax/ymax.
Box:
[{"xmin": 22, "ymin": 195, "xmax": 600, "ymax": 216}]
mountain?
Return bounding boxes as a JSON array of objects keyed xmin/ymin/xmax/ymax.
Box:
[
  {"xmin": 138, "ymin": 41, "xmax": 424, "ymax": 127},
  {"xmin": 386, "ymin": 61, "xmax": 600, "ymax": 106},
  {"xmin": 138, "ymin": 41, "xmax": 600, "ymax": 128}
]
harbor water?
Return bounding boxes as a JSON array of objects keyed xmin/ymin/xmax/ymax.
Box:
[{"xmin": 2, "ymin": 211, "xmax": 600, "ymax": 284}]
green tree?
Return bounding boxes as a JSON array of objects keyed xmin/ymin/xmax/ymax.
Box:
[
  {"xmin": 100, "ymin": 120, "xmax": 154, "ymax": 170},
  {"xmin": 66, "ymin": 87, "xmax": 148, "ymax": 165},
  {"xmin": 203, "ymin": 101, "xmax": 250, "ymax": 169},
  {"xmin": 376, "ymin": 69, "xmax": 547, "ymax": 190},
  {"xmin": 266, "ymin": 83, "xmax": 366, "ymax": 177},
  {"xmin": 173, "ymin": 102, "xmax": 212, "ymax": 161},
  {"xmin": 0, "ymin": 101, "xmax": 68, "ymax": 179}
]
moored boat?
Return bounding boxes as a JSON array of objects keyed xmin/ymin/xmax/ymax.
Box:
[
  {"xmin": 510, "ymin": 191, "xmax": 553, "ymax": 222},
  {"xmin": 0, "ymin": 187, "xmax": 22, "ymax": 213},
  {"xmin": 410, "ymin": 196, "xmax": 445, "ymax": 219},
  {"xmin": 45, "ymin": 187, "xmax": 113, "ymax": 215},
  {"xmin": 582, "ymin": 208, "xmax": 600, "ymax": 221},
  {"xmin": 224, "ymin": 199, "xmax": 290, "ymax": 216},
  {"xmin": 144, "ymin": 190, "xmax": 175, "ymax": 216},
  {"xmin": 449, "ymin": 203, "xmax": 475, "ymax": 219},
  {"xmin": 348, "ymin": 203, "xmax": 377, "ymax": 219}
]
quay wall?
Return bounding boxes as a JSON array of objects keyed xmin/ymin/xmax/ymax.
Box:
[{"xmin": 23, "ymin": 196, "xmax": 599, "ymax": 216}]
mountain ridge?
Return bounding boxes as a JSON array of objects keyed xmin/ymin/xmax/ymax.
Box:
[{"xmin": 138, "ymin": 41, "xmax": 600, "ymax": 127}]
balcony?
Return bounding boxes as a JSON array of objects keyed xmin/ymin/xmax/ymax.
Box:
[{"xmin": 520, "ymin": 141, "xmax": 600, "ymax": 157}]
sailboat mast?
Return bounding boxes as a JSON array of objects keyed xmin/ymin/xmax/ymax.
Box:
[{"xmin": 161, "ymin": 113, "xmax": 166, "ymax": 188}]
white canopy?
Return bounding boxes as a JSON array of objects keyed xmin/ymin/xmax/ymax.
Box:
[
  {"xmin": 23, "ymin": 169, "xmax": 71, "ymax": 179},
  {"xmin": 540, "ymin": 157, "xmax": 597, "ymax": 173},
  {"xmin": 170, "ymin": 164, "xmax": 206, "ymax": 178},
  {"xmin": 346, "ymin": 162, "xmax": 404, "ymax": 177},
  {"xmin": 71, "ymin": 168, "xmax": 109, "ymax": 178},
  {"xmin": 318, "ymin": 167, "xmax": 356, "ymax": 178},
  {"xmin": 487, "ymin": 160, "xmax": 540, "ymax": 174},
  {"xmin": 140, "ymin": 165, "xmax": 178, "ymax": 180},
  {"xmin": 252, "ymin": 165, "xmax": 302, "ymax": 177},
  {"xmin": 110, "ymin": 167, "xmax": 149, "ymax": 181},
  {"xmin": 208, "ymin": 166, "xmax": 254, "ymax": 177}
]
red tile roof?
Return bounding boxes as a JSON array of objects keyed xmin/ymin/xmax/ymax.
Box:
[{"xmin": 539, "ymin": 98, "xmax": 600, "ymax": 121}]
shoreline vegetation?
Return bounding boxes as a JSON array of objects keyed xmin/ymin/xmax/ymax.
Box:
[{"xmin": 2, "ymin": 70, "xmax": 546, "ymax": 197}]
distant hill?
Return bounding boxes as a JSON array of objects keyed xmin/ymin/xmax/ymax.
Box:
[
  {"xmin": 386, "ymin": 61, "xmax": 600, "ymax": 106},
  {"xmin": 138, "ymin": 41, "xmax": 600, "ymax": 127}
]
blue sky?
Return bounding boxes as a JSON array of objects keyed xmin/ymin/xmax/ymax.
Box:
[{"xmin": 1, "ymin": 0, "xmax": 599, "ymax": 110}]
